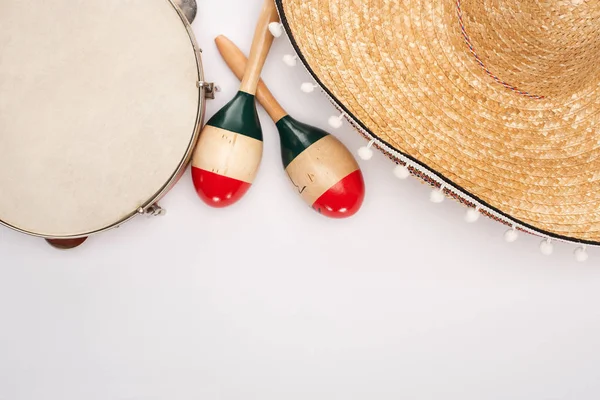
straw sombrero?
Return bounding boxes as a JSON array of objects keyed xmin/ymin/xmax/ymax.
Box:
[{"xmin": 273, "ymin": 0, "xmax": 600, "ymax": 252}]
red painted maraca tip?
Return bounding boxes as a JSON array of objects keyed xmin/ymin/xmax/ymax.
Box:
[
  {"xmin": 191, "ymin": 167, "xmax": 251, "ymax": 208},
  {"xmin": 312, "ymin": 169, "xmax": 365, "ymax": 218}
]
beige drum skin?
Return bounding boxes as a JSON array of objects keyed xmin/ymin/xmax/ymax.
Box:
[{"xmin": 0, "ymin": 0, "xmax": 206, "ymax": 239}]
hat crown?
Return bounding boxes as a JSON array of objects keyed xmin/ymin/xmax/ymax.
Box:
[{"xmin": 460, "ymin": 0, "xmax": 600, "ymax": 99}]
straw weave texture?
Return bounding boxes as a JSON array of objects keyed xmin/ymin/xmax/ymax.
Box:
[{"xmin": 277, "ymin": 0, "xmax": 600, "ymax": 243}]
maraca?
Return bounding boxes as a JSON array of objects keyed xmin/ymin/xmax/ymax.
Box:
[
  {"xmin": 214, "ymin": 35, "xmax": 366, "ymax": 218},
  {"xmin": 190, "ymin": 0, "xmax": 279, "ymax": 208}
]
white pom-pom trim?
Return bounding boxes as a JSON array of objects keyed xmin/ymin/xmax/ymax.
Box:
[
  {"xmin": 540, "ymin": 238, "xmax": 554, "ymax": 256},
  {"xmin": 574, "ymin": 245, "xmax": 589, "ymax": 262},
  {"xmin": 268, "ymin": 22, "xmax": 284, "ymax": 37},
  {"xmin": 357, "ymin": 140, "xmax": 375, "ymax": 161},
  {"xmin": 283, "ymin": 54, "xmax": 297, "ymax": 67},
  {"xmin": 328, "ymin": 114, "xmax": 344, "ymax": 129},
  {"xmin": 430, "ymin": 186, "xmax": 445, "ymax": 203},
  {"xmin": 301, "ymin": 82, "xmax": 318, "ymax": 93},
  {"xmin": 465, "ymin": 207, "xmax": 480, "ymax": 223},
  {"xmin": 504, "ymin": 227, "xmax": 519, "ymax": 243},
  {"xmin": 393, "ymin": 164, "xmax": 410, "ymax": 180}
]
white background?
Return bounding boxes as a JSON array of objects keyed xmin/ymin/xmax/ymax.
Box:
[{"xmin": 1, "ymin": 1, "xmax": 600, "ymax": 399}]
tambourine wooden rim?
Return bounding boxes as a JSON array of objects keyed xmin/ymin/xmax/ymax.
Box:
[{"xmin": 0, "ymin": 0, "xmax": 208, "ymax": 240}]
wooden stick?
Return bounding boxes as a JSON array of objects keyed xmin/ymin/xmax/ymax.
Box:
[
  {"xmin": 239, "ymin": 0, "xmax": 280, "ymax": 95},
  {"xmin": 216, "ymin": 35, "xmax": 288, "ymax": 123}
]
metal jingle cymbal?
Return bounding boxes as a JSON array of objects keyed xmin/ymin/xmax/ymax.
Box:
[{"xmin": 173, "ymin": 0, "xmax": 197, "ymax": 24}]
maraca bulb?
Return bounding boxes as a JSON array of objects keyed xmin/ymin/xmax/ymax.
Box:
[
  {"xmin": 191, "ymin": 91, "xmax": 263, "ymax": 208},
  {"xmin": 276, "ymin": 116, "xmax": 365, "ymax": 218}
]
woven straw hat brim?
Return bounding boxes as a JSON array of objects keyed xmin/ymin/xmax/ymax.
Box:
[{"xmin": 275, "ymin": 0, "xmax": 600, "ymax": 245}]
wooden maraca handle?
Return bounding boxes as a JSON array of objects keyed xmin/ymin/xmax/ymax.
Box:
[
  {"xmin": 216, "ymin": 35, "xmax": 287, "ymax": 122},
  {"xmin": 239, "ymin": 0, "xmax": 280, "ymax": 95}
]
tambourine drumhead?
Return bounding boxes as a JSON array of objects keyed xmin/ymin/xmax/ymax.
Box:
[{"xmin": 0, "ymin": 0, "xmax": 203, "ymax": 238}]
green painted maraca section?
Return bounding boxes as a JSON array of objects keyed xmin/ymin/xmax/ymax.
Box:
[
  {"xmin": 276, "ymin": 115, "xmax": 328, "ymax": 168},
  {"xmin": 206, "ymin": 91, "xmax": 263, "ymax": 141}
]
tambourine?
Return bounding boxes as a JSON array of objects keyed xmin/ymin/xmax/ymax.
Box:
[{"xmin": 0, "ymin": 0, "xmax": 213, "ymax": 249}]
